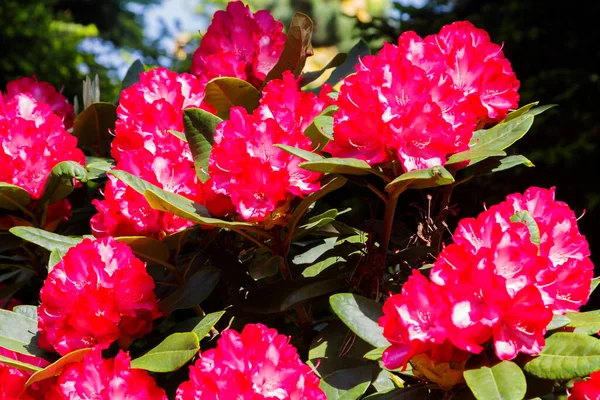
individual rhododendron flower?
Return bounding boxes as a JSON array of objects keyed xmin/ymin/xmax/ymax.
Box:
[
  {"xmin": 38, "ymin": 237, "xmax": 160, "ymax": 355},
  {"xmin": 328, "ymin": 21, "xmax": 519, "ymax": 173},
  {"xmin": 209, "ymin": 72, "xmax": 330, "ymax": 225},
  {"xmin": 0, "ymin": 347, "xmax": 50, "ymax": 400},
  {"xmin": 91, "ymin": 68, "xmax": 229, "ymax": 239},
  {"xmin": 190, "ymin": 1, "xmax": 286, "ymax": 88},
  {"xmin": 176, "ymin": 323, "xmax": 325, "ymax": 400},
  {"xmin": 0, "ymin": 93, "xmax": 85, "ymax": 200},
  {"xmin": 4, "ymin": 76, "xmax": 75, "ymax": 129},
  {"xmin": 45, "ymin": 348, "xmax": 167, "ymax": 399},
  {"xmin": 569, "ymin": 371, "xmax": 600, "ymax": 400}
]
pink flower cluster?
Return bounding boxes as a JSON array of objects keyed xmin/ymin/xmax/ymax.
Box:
[
  {"xmin": 0, "ymin": 347, "xmax": 49, "ymax": 400},
  {"xmin": 91, "ymin": 68, "xmax": 226, "ymax": 239},
  {"xmin": 176, "ymin": 323, "xmax": 325, "ymax": 400},
  {"xmin": 380, "ymin": 187, "xmax": 593, "ymax": 371},
  {"xmin": 327, "ymin": 21, "xmax": 520, "ymax": 172},
  {"xmin": 208, "ymin": 72, "xmax": 331, "ymax": 224},
  {"xmin": 0, "ymin": 92, "xmax": 85, "ymax": 200},
  {"xmin": 190, "ymin": 1, "xmax": 286, "ymax": 88},
  {"xmin": 570, "ymin": 371, "xmax": 600, "ymax": 400},
  {"xmin": 38, "ymin": 237, "xmax": 160, "ymax": 356}
]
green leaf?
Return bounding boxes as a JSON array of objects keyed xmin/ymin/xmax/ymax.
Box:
[
  {"xmin": 38, "ymin": 161, "xmax": 88, "ymax": 204},
  {"xmin": 565, "ymin": 311, "xmax": 600, "ymax": 335},
  {"xmin": 385, "ymin": 166, "xmax": 454, "ymax": 193},
  {"xmin": 204, "ymin": 77, "xmax": 261, "ymax": 119},
  {"xmin": 510, "ymin": 211, "xmax": 541, "ymax": 247},
  {"xmin": 48, "ymin": 248, "xmax": 67, "ymax": 271},
  {"xmin": 303, "ymin": 107, "xmax": 338, "ymax": 151},
  {"xmin": 302, "ymin": 256, "xmax": 343, "ymax": 278},
  {"xmin": 85, "ymin": 156, "xmax": 115, "ymax": 180},
  {"xmin": 591, "ymin": 278, "xmax": 600, "ymax": 294},
  {"xmin": 320, "ymin": 365, "xmax": 372, "ymax": 400},
  {"xmin": 492, "ymin": 155, "xmax": 535, "ymax": 172},
  {"xmin": 240, "ymin": 277, "xmax": 348, "ymax": 314},
  {"xmin": 0, "ymin": 309, "xmax": 46, "ymax": 357},
  {"xmin": 13, "ymin": 305, "xmax": 37, "ymax": 320},
  {"xmin": 329, "ymin": 293, "xmax": 389, "ymax": 348},
  {"xmin": 523, "ymin": 332, "xmax": 600, "ymax": 380},
  {"xmin": 263, "ymin": 12, "xmax": 313, "ymax": 83},
  {"xmin": 504, "ymin": 102, "xmax": 539, "ymax": 122},
  {"xmin": 446, "ymin": 149, "xmax": 507, "ymax": 165},
  {"xmin": 469, "ymin": 114, "xmax": 534, "ymax": 157},
  {"xmin": 464, "ymin": 361, "xmax": 527, "ymax": 400},
  {"xmin": 159, "ymin": 267, "xmax": 220, "ymax": 314},
  {"xmin": 9, "ymin": 226, "xmax": 82, "ymax": 252},
  {"xmin": 546, "ymin": 314, "xmax": 570, "ymax": 330},
  {"xmin": 301, "ymin": 53, "xmax": 347, "ymax": 86},
  {"xmin": 300, "ymin": 157, "xmax": 376, "ymax": 176},
  {"xmin": 0, "ymin": 183, "xmax": 31, "ymax": 211},
  {"xmin": 364, "ymin": 347, "xmax": 386, "ymax": 361},
  {"xmin": 183, "ymin": 107, "xmax": 223, "ymax": 183},
  {"xmin": 527, "ymin": 104, "xmax": 557, "ymax": 117},
  {"xmin": 130, "ymin": 332, "xmax": 200, "ymax": 373},
  {"xmin": 324, "ymin": 39, "xmax": 370, "ymax": 87},
  {"xmin": 168, "ymin": 129, "xmax": 187, "ymax": 142},
  {"xmin": 71, "ymin": 102, "xmax": 117, "ymax": 156},
  {"xmin": 114, "ymin": 236, "xmax": 170, "ymax": 263},
  {"xmin": 192, "ymin": 311, "xmax": 225, "ymax": 340},
  {"xmin": 362, "ymin": 386, "xmax": 432, "ymax": 399},
  {"xmin": 120, "ymin": 59, "xmax": 145, "ymax": 91},
  {"xmin": 274, "ymin": 144, "xmax": 324, "ymax": 161},
  {"xmin": 26, "ymin": 348, "xmax": 90, "ymax": 387},
  {"xmin": 0, "ymin": 355, "xmax": 42, "ymax": 372},
  {"xmin": 299, "ymin": 208, "xmax": 340, "ymax": 231},
  {"xmin": 314, "ymin": 115, "xmax": 334, "ymax": 139},
  {"xmin": 249, "ymin": 255, "xmax": 282, "ymax": 280}
]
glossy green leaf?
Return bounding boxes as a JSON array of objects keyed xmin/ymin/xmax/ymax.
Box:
[
  {"xmin": 120, "ymin": 59, "xmax": 144, "ymax": 91},
  {"xmin": 469, "ymin": 114, "xmax": 534, "ymax": 155},
  {"xmin": 0, "ymin": 309, "xmax": 45, "ymax": 357},
  {"xmin": 299, "ymin": 158, "xmax": 376, "ymax": 176},
  {"xmin": 249, "ymin": 255, "xmax": 282, "ymax": 280},
  {"xmin": 446, "ymin": 149, "xmax": 506, "ymax": 165},
  {"xmin": 504, "ymin": 102, "xmax": 539, "ymax": 122},
  {"xmin": 0, "ymin": 183, "xmax": 31, "ymax": 211},
  {"xmin": 302, "ymin": 256, "xmax": 343, "ymax": 278},
  {"xmin": 37, "ymin": 161, "xmax": 88, "ymax": 204},
  {"xmin": 0, "ymin": 355, "xmax": 42, "ymax": 372},
  {"xmin": 204, "ymin": 77, "xmax": 261, "ymax": 119},
  {"xmin": 324, "ymin": 39, "xmax": 370, "ymax": 86},
  {"xmin": 546, "ymin": 314, "xmax": 570, "ymax": 330},
  {"xmin": 510, "ymin": 211, "xmax": 541, "ymax": 247},
  {"xmin": 565, "ymin": 311, "xmax": 600, "ymax": 335},
  {"xmin": 274, "ymin": 144, "xmax": 323, "ymax": 161},
  {"xmin": 159, "ymin": 267, "xmax": 221, "ymax": 314},
  {"xmin": 527, "ymin": 104, "xmax": 557, "ymax": 117},
  {"xmin": 71, "ymin": 102, "xmax": 117, "ymax": 156},
  {"xmin": 300, "ymin": 209, "xmax": 339, "ymax": 230},
  {"xmin": 303, "ymin": 107, "xmax": 338, "ymax": 151},
  {"xmin": 26, "ymin": 348, "xmax": 90, "ymax": 387},
  {"xmin": 130, "ymin": 332, "xmax": 200, "ymax": 372},
  {"xmin": 330, "ymin": 293, "xmax": 390, "ymax": 348},
  {"xmin": 9, "ymin": 226, "xmax": 82, "ymax": 252},
  {"xmin": 320, "ymin": 365, "xmax": 372, "ymax": 400},
  {"xmin": 591, "ymin": 278, "xmax": 600, "ymax": 294},
  {"xmin": 48, "ymin": 248, "xmax": 67, "ymax": 271},
  {"xmin": 85, "ymin": 156, "xmax": 115, "ymax": 180},
  {"xmin": 523, "ymin": 332, "xmax": 600, "ymax": 380},
  {"xmin": 314, "ymin": 115, "xmax": 334, "ymax": 139},
  {"xmin": 264, "ymin": 12, "xmax": 313, "ymax": 83},
  {"xmin": 183, "ymin": 107, "xmax": 223, "ymax": 182},
  {"xmin": 364, "ymin": 347, "xmax": 386, "ymax": 361},
  {"xmin": 13, "ymin": 305, "xmax": 37, "ymax": 320},
  {"xmin": 114, "ymin": 236, "xmax": 170, "ymax": 263},
  {"xmin": 192, "ymin": 311, "xmax": 225, "ymax": 340},
  {"xmin": 464, "ymin": 361, "xmax": 526, "ymax": 400},
  {"xmin": 386, "ymin": 166, "xmax": 454, "ymax": 193},
  {"xmin": 492, "ymin": 155, "xmax": 535, "ymax": 172}
]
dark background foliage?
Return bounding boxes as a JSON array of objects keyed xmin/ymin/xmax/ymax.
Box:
[{"xmin": 1, "ymin": 0, "xmax": 597, "ymax": 269}]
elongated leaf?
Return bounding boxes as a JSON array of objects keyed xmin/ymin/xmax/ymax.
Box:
[
  {"xmin": 464, "ymin": 361, "xmax": 526, "ymax": 400},
  {"xmin": 130, "ymin": 332, "xmax": 200, "ymax": 372},
  {"xmin": 385, "ymin": 166, "xmax": 454, "ymax": 193},
  {"xmin": 38, "ymin": 161, "xmax": 88, "ymax": 204},
  {"xmin": 591, "ymin": 278, "xmax": 600, "ymax": 294},
  {"xmin": 114, "ymin": 236, "xmax": 170, "ymax": 263},
  {"xmin": 192, "ymin": 311, "xmax": 225, "ymax": 340},
  {"xmin": 446, "ymin": 149, "xmax": 506, "ymax": 165},
  {"xmin": 48, "ymin": 248, "xmax": 67, "ymax": 271},
  {"xmin": 300, "ymin": 209, "xmax": 339, "ymax": 230},
  {"xmin": 547, "ymin": 314, "xmax": 570, "ymax": 331},
  {"xmin": 510, "ymin": 211, "xmax": 541, "ymax": 247},
  {"xmin": 301, "ymin": 53, "xmax": 347, "ymax": 86},
  {"xmin": 183, "ymin": 108, "xmax": 223, "ymax": 182},
  {"xmin": 204, "ymin": 77, "xmax": 261, "ymax": 119},
  {"xmin": 527, "ymin": 104, "xmax": 557, "ymax": 117},
  {"xmin": 274, "ymin": 144, "xmax": 323, "ymax": 161},
  {"xmin": 0, "ymin": 355, "xmax": 42, "ymax": 372},
  {"xmin": 302, "ymin": 256, "xmax": 343, "ymax": 278},
  {"xmin": 264, "ymin": 12, "xmax": 313, "ymax": 83},
  {"xmin": 469, "ymin": 114, "xmax": 534, "ymax": 155},
  {"xmin": 303, "ymin": 108, "xmax": 338, "ymax": 151},
  {"xmin": 330, "ymin": 293, "xmax": 389, "ymax": 348},
  {"xmin": 85, "ymin": 156, "xmax": 115, "ymax": 180},
  {"xmin": 324, "ymin": 39, "xmax": 370, "ymax": 87},
  {"xmin": 300, "ymin": 158, "xmax": 375, "ymax": 176},
  {"xmin": 364, "ymin": 347, "xmax": 386, "ymax": 361},
  {"xmin": 565, "ymin": 311, "xmax": 600, "ymax": 335},
  {"xmin": 504, "ymin": 102, "xmax": 539, "ymax": 122},
  {"xmin": 523, "ymin": 332, "xmax": 600, "ymax": 380},
  {"xmin": 0, "ymin": 309, "xmax": 45, "ymax": 357},
  {"xmin": 71, "ymin": 102, "xmax": 117, "ymax": 156},
  {"xmin": 120, "ymin": 59, "xmax": 145, "ymax": 91},
  {"xmin": 160, "ymin": 267, "xmax": 221, "ymax": 314},
  {"xmin": 109, "ymin": 169, "xmax": 158, "ymax": 196},
  {"xmin": 314, "ymin": 115, "xmax": 334, "ymax": 139},
  {"xmin": 249, "ymin": 255, "xmax": 282, "ymax": 280},
  {"xmin": 492, "ymin": 155, "xmax": 535, "ymax": 172},
  {"xmin": 26, "ymin": 348, "xmax": 91, "ymax": 387},
  {"xmin": 0, "ymin": 183, "xmax": 31, "ymax": 211},
  {"xmin": 9, "ymin": 226, "xmax": 82, "ymax": 252},
  {"xmin": 13, "ymin": 305, "xmax": 38, "ymax": 320},
  {"xmin": 320, "ymin": 365, "xmax": 372, "ymax": 400}
]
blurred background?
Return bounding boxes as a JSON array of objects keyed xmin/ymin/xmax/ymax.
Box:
[{"xmin": 1, "ymin": 0, "xmax": 598, "ymax": 268}]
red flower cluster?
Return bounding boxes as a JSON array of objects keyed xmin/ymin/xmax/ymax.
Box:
[
  {"xmin": 38, "ymin": 237, "xmax": 160, "ymax": 355},
  {"xmin": 0, "ymin": 93, "xmax": 85, "ymax": 200},
  {"xmin": 190, "ymin": 1, "xmax": 286, "ymax": 88},
  {"xmin": 209, "ymin": 72, "xmax": 331, "ymax": 224},
  {"xmin": 91, "ymin": 68, "xmax": 219, "ymax": 239},
  {"xmin": 4, "ymin": 77, "xmax": 74, "ymax": 129},
  {"xmin": 380, "ymin": 187, "xmax": 592, "ymax": 372},
  {"xmin": 327, "ymin": 21, "xmax": 519, "ymax": 172},
  {"xmin": 176, "ymin": 323, "xmax": 325, "ymax": 400},
  {"xmin": 570, "ymin": 371, "xmax": 600, "ymax": 400},
  {"xmin": 45, "ymin": 349, "xmax": 166, "ymax": 399},
  {"xmin": 0, "ymin": 347, "xmax": 49, "ymax": 400}
]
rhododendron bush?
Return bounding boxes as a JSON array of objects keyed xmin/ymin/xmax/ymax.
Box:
[{"xmin": 1, "ymin": 2, "xmax": 599, "ymax": 399}]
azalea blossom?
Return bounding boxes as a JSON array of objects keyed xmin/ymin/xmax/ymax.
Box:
[
  {"xmin": 38, "ymin": 237, "xmax": 160, "ymax": 355},
  {"xmin": 176, "ymin": 323, "xmax": 325, "ymax": 400},
  {"xmin": 46, "ymin": 348, "xmax": 167, "ymax": 399},
  {"xmin": 569, "ymin": 371, "xmax": 600, "ymax": 400},
  {"xmin": 0, "ymin": 347, "xmax": 50, "ymax": 400},
  {"xmin": 190, "ymin": 1, "xmax": 286, "ymax": 88}
]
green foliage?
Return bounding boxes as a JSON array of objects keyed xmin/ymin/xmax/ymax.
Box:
[
  {"xmin": 183, "ymin": 107, "xmax": 223, "ymax": 182},
  {"xmin": 130, "ymin": 332, "xmax": 200, "ymax": 372},
  {"xmin": 330, "ymin": 294, "xmax": 389, "ymax": 348},
  {"xmin": 464, "ymin": 361, "xmax": 527, "ymax": 400},
  {"xmin": 72, "ymin": 103, "xmax": 117, "ymax": 157},
  {"xmin": 204, "ymin": 78, "xmax": 261, "ymax": 119}
]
